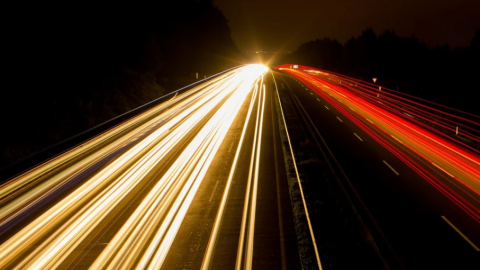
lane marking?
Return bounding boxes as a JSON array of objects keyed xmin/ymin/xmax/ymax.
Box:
[
  {"xmin": 383, "ymin": 160, "xmax": 399, "ymax": 175},
  {"xmin": 325, "ymin": 106, "xmax": 329, "ymax": 110},
  {"xmin": 310, "ymin": 92, "xmax": 313, "ymax": 95},
  {"xmin": 272, "ymin": 72, "xmax": 323, "ymax": 269},
  {"xmin": 201, "ymin": 82, "xmax": 260, "ymax": 269},
  {"xmin": 441, "ymin": 216, "xmax": 480, "ymax": 252},
  {"xmin": 270, "ymin": 93, "xmax": 288, "ymax": 269},
  {"xmin": 316, "ymin": 98, "xmax": 320, "ymax": 101},
  {"xmin": 209, "ymin": 180, "xmax": 220, "ymax": 202},
  {"xmin": 353, "ymin": 133, "xmax": 363, "ymax": 141},
  {"xmin": 228, "ymin": 141, "xmax": 234, "ymax": 153},
  {"xmin": 236, "ymin": 82, "xmax": 266, "ymax": 269},
  {"xmin": 432, "ymin": 162, "xmax": 455, "ymax": 178},
  {"xmin": 336, "ymin": 117, "xmax": 343, "ymax": 122}
]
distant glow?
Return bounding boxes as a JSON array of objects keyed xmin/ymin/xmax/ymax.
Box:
[
  {"xmin": 284, "ymin": 67, "xmax": 480, "ymax": 225},
  {"xmin": 0, "ymin": 64, "xmax": 268, "ymax": 269}
]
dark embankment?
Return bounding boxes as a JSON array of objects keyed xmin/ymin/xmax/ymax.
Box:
[{"xmin": 2, "ymin": 0, "xmax": 243, "ymax": 167}]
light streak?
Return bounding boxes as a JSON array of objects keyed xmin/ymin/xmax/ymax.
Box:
[
  {"xmin": 272, "ymin": 71, "xmax": 323, "ymax": 269},
  {"xmin": 280, "ymin": 65, "xmax": 480, "ymax": 226},
  {"xmin": 201, "ymin": 80, "xmax": 261, "ymax": 270},
  {"xmin": 235, "ymin": 82, "xmax": 265, "ymax": 270},
  {"xmin": 0, "ymin": 64, "xmax": 269, "ymax": 269}
]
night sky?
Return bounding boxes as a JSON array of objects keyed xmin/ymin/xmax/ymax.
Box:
[{"xmin": 214, "ymin": 0, "xmax": 480, "ymax": 53}]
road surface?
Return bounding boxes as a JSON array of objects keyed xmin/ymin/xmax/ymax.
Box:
[
  {"xmin": 274, "ymin": 67, "xmax": 480, "ymax": 269},
  {"xmin": 0, "ymin": 65, "xmax": 300, "ymax": 269},
  {"xmin": 2, "ymin": 62, "xmax": 478, "ymax": 269}
]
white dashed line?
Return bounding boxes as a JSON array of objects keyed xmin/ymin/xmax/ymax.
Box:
[
  {"xmin": 209, "ymin": 180, "xmax": 220, "ymax": 202},
  {"xmin": 325, "ymin": 106, "xmax": 329, "ymax": 110},
  {"xmin": 316, "ymin": 98, "xmax": 320, "ymax": 101},
  {"xmin": 441, "ymin": 216, "xmax": 480, "ymax": 251},
  {"xmin": 383, "ymin": 160, "xmax": 399, "ymax": 175},
  {"xmin": 353, "ymin": 133, "xmax": 363, "ymax": 141},
  {"xmin": 228, "ymin": 142, "xmax": 234, "ymax": 152},
  {"xmin": 336, "ymin": 117, "xmax": 343, "ymax": 122},
  {"xmin": 310, "ymin": 92, "xmax": 313, "ymax": 95}
]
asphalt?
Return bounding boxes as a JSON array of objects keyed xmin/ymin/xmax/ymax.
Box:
[
  {"xmin": 9, "ymin": 66, "xmax": 475, "ymax": 269},
  {"xmin": 0, "ymin": 69, "xmax": 301, "ymax": 269},
  {"xmin": 275, "ymin": 71, "xmax": 480, "ymax": 270},
  {"xmin": 160, "ymin": 72, "xmax": 301, "ymax": 270},
  {"xmin": 47, "ymin": 91, "xmax": 228, "ymax": 269}
]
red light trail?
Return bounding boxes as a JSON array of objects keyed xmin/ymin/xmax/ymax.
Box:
[{"xmin": 276, "ymin": 64, "xmax": 480, "ymax": 224}]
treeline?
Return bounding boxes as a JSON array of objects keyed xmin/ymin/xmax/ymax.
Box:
[
  {"xmin": 286, "ymin": 29, "xmax": 480, "ymax": 115},
  {"xmin": 1, "ymin": 0, "xmax": 242, "ymax": 166}
]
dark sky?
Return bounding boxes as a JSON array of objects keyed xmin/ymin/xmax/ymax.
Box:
[{"xmin": 214, "ymin": 0, "xmax": 480, "ymax": 53}]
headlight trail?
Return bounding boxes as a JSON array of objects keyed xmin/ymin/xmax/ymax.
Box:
[
  {"xmin": 0, "ymin": 64, "xmax": 268, "ymax": 269},
  {"xmin": 200, "ymin": 78, "xmax": 261, "ymax": 270},
  {"xmin": 278, "ymin": 65, "xmax": 480, "ymax": 225},
  {"xmin": 235, "ymin": 82, "xmax": 265, "ymax": 270},
  {"xmin": 0, "ymin": 70, "xmax": 240, "ymax": 227}
]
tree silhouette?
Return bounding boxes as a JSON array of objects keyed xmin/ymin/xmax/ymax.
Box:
[
  {"xmin": 288, "ymin": 28, "xmax": 479, "ymax": 115},
  {"xmin": 2, "ymin": 0, "xmax": 242, "ymax": 166}
]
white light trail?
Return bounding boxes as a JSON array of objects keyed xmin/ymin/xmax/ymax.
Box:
[{"xmin": 0, "ymin": 64, "xmax": 268, "ymax": 269}]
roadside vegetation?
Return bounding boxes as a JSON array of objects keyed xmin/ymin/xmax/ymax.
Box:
[
  {"xmin": 271, "ymin": 28, "xmax": 480, "ymax": 116},
  {"xmin": 2, "ymin": 1, "xmax": 242, "ymax": 167}
]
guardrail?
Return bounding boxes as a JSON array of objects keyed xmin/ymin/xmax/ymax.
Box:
[{"xmin": 0, "ymin": 65, "xmax": 245, "ymax": 182}]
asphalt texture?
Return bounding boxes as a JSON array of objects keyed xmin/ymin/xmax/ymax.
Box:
[
  {"xmin": 0, "ymin": 71, "xmax": 301, "ymax": 269},
  {"xmin": 161, "ymin": 73, "xmax": 301, "ymax": 270},
  {"xmin": 275, "ymin": 71, "xmax": 480, "ymax": 270}
]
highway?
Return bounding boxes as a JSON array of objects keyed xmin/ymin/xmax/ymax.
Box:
[
  {"xmin": 274, "ymin": 65, "xmax": 480, "ymax": 269},
  {"xmin": 1, "ymin": 62, "xmax": 479, "ymax": 269},
  {"xmin": 0, "ymin": 64, "xmax": 300, "ymax": 269},
  {"xmin": 161, "ymin": 70, "xmax": 300, "ymax": 270}
]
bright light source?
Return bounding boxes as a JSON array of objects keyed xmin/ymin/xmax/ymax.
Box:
[{"xmin": 0, "ymin": 64, "xmax": 269, "ymax": 269}]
